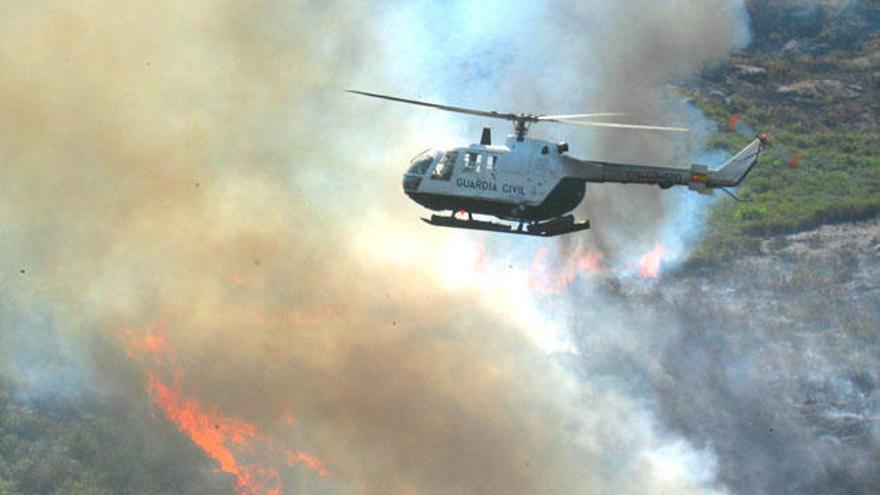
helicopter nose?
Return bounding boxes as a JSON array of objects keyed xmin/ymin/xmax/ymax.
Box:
[{"xmin": 402, "ymin": 173, "xmax": 422, "ymax": 193}]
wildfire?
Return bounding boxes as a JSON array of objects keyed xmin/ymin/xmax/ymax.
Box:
[
  {"xmin": 726, "ymin": 113, "xmax": 740, "ymax": 131},
  {"xmin": 530, "ymin": 246, "xmax": 603, "ymax": 293},
  {"xmin": 124, "ymin": 325, "xmax": 329, "ymax": 495},
  {"xmin": 148, "ymin": 373, "xmax": 282, "ymax": 495},
  {"xmin": 638, "ymin": 244, "xmax": 668, "ymax": 279}
]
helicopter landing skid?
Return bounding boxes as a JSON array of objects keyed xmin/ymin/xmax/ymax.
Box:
[{"xmin": 422, "ymin": 214, "xmax": 590, "ymax": 237}]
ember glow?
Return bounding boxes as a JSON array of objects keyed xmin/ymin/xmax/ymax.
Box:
[
  {"xmin": 124, "ymin": 326, "xmax": 328, "ymax": 495},
  {"xmin": 564, "ymin": 246, "xmax": 604, "ymax": 279},
  {"xmin": 638, "ymin": 244, "xmax": 669, "ymax": 279},
  {"xmin": 530, "ymin": 246, "xmax": 604, "ymax": 293},
  {"xmin": 726, "ymin": 113, "xmax": 741, "ymax": 131}
]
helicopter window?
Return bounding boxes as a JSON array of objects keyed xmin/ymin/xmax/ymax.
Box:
[
  {"xmin": 409, "ymin": 157, "xmax": 433, "ymax": 176},
  {"xmin": 485, "ymin": 155, "xmax": 498, "ymax": 172},
  {"xmin": 432, "ymin": 151, "xmax": 458, "ymax": 181},
  {"xmin": 463, "ymin": 152, "xmax": 480, "ymax": 173}
]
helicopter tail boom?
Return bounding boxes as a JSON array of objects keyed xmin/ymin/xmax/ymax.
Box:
[{"xmin": 563, "ymin": 136, "xmax": 766, "ymax": 193}]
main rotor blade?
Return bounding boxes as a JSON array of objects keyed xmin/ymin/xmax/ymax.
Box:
[
  {"xmin": 537, "ymin": 112, "xmax": 627, "ymax": 121},
  {"xmin": 346, "ymin": 90, "xmax": 517, "ymax": 121},
  {"xmin": 558, "ymin": 119, "xmax": 690, "ymax": 133}
]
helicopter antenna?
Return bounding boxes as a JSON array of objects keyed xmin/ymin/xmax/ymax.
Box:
[{"xmin": 347, "ymin": 90, "xmax": 688, "ymax": 140}]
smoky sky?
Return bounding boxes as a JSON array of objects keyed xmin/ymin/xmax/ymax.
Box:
[{"xmin": 8, "ymin": 2, "xmax": 868, "ymax": 495}]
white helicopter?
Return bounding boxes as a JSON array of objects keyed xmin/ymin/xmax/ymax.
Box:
[{"xmin": 349, "ymin": 90, "xmax": 767, "ymax": 237}]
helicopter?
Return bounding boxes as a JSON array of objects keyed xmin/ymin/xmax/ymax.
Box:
[{"xmin": 349, "ymin": 90, "xmax": 767, "ymax": 237}]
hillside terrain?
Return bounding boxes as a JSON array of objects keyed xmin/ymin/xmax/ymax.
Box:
[
  {"xmin": 653, "ymin": 7, "xmax": 880, "ymax": 490},
  {"xmin": 0, "ymin": 386, "xmax": 235, "ymax": 495},
  {"xmin": 658, "ymin": 219, "xmax": 879, "ymax": 494},
  {"xmin": 687, "ymin": 0, "xmax": 880, "ymax": 264},
  {"xmin": 556, "ymin": 218, "xmax": 878, "ymax": 494}
]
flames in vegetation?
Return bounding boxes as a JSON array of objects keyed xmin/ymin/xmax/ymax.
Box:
[
  {"xmin": 124, "ymin": 326, "xmax": 328, "ymax": 495},
  {"xmin": 638, "ymin": 244, "xmax": 669, "ymax": 279},
  {"xmin": 530, "ymin": 246, "xmax": 604, "ymax": 293},
  {"xmin": 530, "ymin": 242, "xmax": 672, "ymax": 290}
]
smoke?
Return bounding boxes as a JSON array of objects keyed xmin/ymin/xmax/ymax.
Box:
[
  {"xmin": 10, "ymin": 1, "xmax": 869, "ymax": 495},
  {"xmin": 554, "ymin": 223, "xmax": 880, "ymax": 494},
  {"xmin": 555, "ymin": 0, "xmax": 749, "ymax": 263}
]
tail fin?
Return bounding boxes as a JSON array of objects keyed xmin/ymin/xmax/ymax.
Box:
[{"xmin": 707, "ymin": 135, "xmax": 767, "ymax": 187}]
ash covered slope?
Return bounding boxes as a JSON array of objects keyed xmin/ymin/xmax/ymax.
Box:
[
  {"xmin": 658, "ymin": 220, "xmax": 879, "ymax": 494},
  {"xmin": 707, "ymin": 0, "xmax": 880, "ymax": 128},
  {"xmin": 555, "ymin": 221, "xmax": 878, "ymax": 495}
]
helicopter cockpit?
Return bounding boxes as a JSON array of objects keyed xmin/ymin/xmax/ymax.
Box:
[{"xmin": 403, "ymin": 149, "xmax": 440, "ymax": 192}]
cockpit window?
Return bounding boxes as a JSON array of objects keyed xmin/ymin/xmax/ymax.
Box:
[
  {"xmin": 432, "ymin": 151, "xmax": 458, "ymax": 181},
  {"xmin": 409, "ymin": 157, "xmax": 433, "ymax": 175}
]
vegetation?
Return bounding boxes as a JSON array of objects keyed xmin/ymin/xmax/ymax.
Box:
[
  {"xmin": 689, "ymin": 123, "xmax": 880, "ymax": 265},
  {"xmin": 0, "ymin": 385, "xmax": 231, "ymax": 495},
  {"xmin": 684, "ymin": 1, "xmax": 880, "ymax": 266}
]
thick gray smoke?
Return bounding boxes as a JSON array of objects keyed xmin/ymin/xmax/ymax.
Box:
[
  {"xmin": 555, "ymin": 220, "xmax": 880, "ymax": 494},
  {"xmin": 4, "ymin": 2, "xmax": 873, "ymax": 495}
]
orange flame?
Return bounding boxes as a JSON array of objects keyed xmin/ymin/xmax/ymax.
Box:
[
  {"xmin": 124, "ymin": 325, "xmax": 329, "ymax": 495},
  {"xmin": 638, "ymin": 244, "xmax": 668, "ymax": 279},
  {"xmin": 148, "ymin": 373, "xmax": 282, "ymax": 495},
  {"xmin": 124, "ymin": 329, "xmax": 170, "ymax": 358},
  {"xmin": 726, "ymin": 113, "xmax": 740, "ymax": 131},
  {"xmin": 558, "ymin": 246, "xmax": 603, "ymax": 289},
  {"xmin": 530, "ymin": 246, "xmax": 604, "ymax": 293}
]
